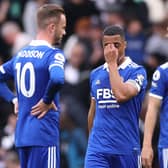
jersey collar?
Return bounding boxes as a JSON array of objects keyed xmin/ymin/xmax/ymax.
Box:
[
  {"xmin": 103, "ymin": 57, "xmax": 132, "ymax": 71},
  {"xmin": 29, "ymin": 40, "xmax": 53, "ymax": 48}
]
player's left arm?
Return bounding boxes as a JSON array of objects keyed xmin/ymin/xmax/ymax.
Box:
[{"xmin": 31, "ymin": 51, "xmax": 65, "ymax": 118}]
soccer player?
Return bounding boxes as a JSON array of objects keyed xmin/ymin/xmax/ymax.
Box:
[
  {"xmin": 141, "ymin": 62, "xmax": 168, "ymax": 168},
  {"xmin": 84, "ymin": 25, "xmax": 147, "ymax": 168},
  {"xmin": 0, "ymin": 4, "xmax": 66, "ymax": 168}
]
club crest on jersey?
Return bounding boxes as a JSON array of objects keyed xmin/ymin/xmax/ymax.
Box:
[{"xmin": 54, "ymin": 53, "xmax": 65, "ymax": 62}]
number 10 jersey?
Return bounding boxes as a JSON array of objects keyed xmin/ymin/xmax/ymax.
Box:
[{"xmin": 0, "ymin": 40, "xmax": 65, "ymax": 147}]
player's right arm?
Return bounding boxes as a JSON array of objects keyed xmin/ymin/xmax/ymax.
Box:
[
  {"xmin": 104, "ymin": 44, "xmax": 146, "ymax": 102},
  {"xmin": 0, "ymin": 60, "xmax": 17, "ymax": 103},
  {"xmin": 0, "ymin": 60, "xmax": 18, "ymax": 114},
  {"xmin": 88, "ymin": 97, "xmax": 96, "ymax": 134},
  {"xmin": 141, "ymin": 95, "xmax": 161, "ymax": 168},
  {"xmin": 142, "ymin": 67, "xmax": 165, "ymax": 168}
]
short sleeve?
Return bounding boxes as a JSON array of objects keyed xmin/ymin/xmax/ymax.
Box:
[
  {"xmin": 149, "ymin": 67, "xmax": 167, "ymax": 99},
  {"xmin": 126, "ymin": 67, "xmax": 147, "ymax": 92},
  {"xmin": 48, "ymin": 50, "xmax": 66, "ymax": 71},
  {"xmin": 0, "ymin": 58, "xmax": 14, "ymax": 81}
]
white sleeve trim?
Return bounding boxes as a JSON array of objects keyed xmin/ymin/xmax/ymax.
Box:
[
  {"xmin": 149, "ymin": 93, "xmax": 163, "ymax": 100},
  {"xmin": 54, "ymin": 60, "xmax": 64, "ymax": 65},
  {"xmin": 0, "ymin": 66, "xmax": 5, "ymax": 74},
  {"xmin": 126, "ymin": 79, "xmax": 140, "ymax": 92},
  {"xmin": 49, "ymin": 63, "xmax": 64, "ymax": 70}
]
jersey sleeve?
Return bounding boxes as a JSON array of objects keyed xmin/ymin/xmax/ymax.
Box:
[
  {"xmin": 0, "ymin": 82, "xmax": 16, "ymax": 102},
  {"xmin": 0, "ymin": 58, "xmax": 14, "ymax": 81},
  {"xmin": 149, "ymin": 67, "xmax": 166, "ymax": 100},
  {"xmin": 49, "ymin": 51, "xmax": 65, "ymax": 70},
  {"xmin": 126, "ymin": 67, "xmax": 147, "ymax": 93},
  {"xmin": 0, "ymin": 58, "xmax": 16, "ymax": 102},
  {"xmin": 42, "ymin": 50, "xmax": 66, "ymax": 104}
]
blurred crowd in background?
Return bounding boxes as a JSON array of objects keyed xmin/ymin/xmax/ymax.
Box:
[{"xmin": 0, "ymin": 0, "xmax": 168, "ymax": 168}]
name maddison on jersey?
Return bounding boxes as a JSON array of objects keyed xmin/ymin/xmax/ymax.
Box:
[
  {"xmin": 18, "ymin": 50, "xmax": 45, "ymax": 59},
  {"xmin": 97, "ymin": 88, "xmax": 119, "ymax": 109}
]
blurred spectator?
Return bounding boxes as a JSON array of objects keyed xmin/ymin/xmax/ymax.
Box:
[
  {"xmin": 1, "ymin": 21, "xmax": 33, "ymax": 55},
  {"xmin": 63, "ymin": 0, "xmax": 100, "ymax": 41},
  {"xmin": 1, "ymin": 114, "xmax": 16, "ymax": 151},
  {"xmin": 64, "ymin": 43, "xmax": 88, "ymax": 84},
  {"xmin": 144, "ymin": 0, "xmax": 168, "ymax": 23},
  {"xmin": 60, "ymin": 105, "xmax": 87, "ymax": 168},
  {"xmin": 0, "ymin": 0, "xmax": 27, "ymax": 27},
  {"xmin": 125, "ymin": 17, "xmax": 147, "ymax": 65},
  {"xmin": 4, "ymin": 151, "xmax": 20, "ymax": 168},
  {"xmin": 50, "ymin": 0, "xmax": 63, "ymax": 5},
  {"xmin": 62, "ymin": 42, "xmax": 90, "ymax": 111},
  {"xmin": 0, "ymin": 148, "xmax": 6, "ymax": 168},
  {"xmin": 6, "ymin": 0, "xmax": 26, "ymax": 26},
  {"xmin": 122, "ymin": 0, "xmax": 149, "ymax": 29},
  {"xmin": 98, "ymin": 2, "xmax": 125, "ymax": 28},
  {"xmin": 0, "ymin": 0, "xmax": 10, "ymax": 24},
  {"xmin": 61, "ymin": 41, "xmax": 89, "ymax": 168},
  {"xmin": 64, "ymin": 16, "xmax": 104, "ymax": 69},
  {"xmin": 63, "ymin": 16, "xmax": 92, "ymax": 59},
  {"xmin": 92, "ymin": 0, "xmax": 123, "ymax": 12},
  {"xmin": 88, "ymin": 17, "xmax": 104, "ymax": 69},
  {"xmin": 144, "ymin": 52, "xmax": 168, "ymax": 88},
  {"xmin": 145, "ymin": 20, "xmax": 168, "ymax": 57},
  {"xmin": 0, "ymin": 99, "xmax": 13, "ymax": 132}
]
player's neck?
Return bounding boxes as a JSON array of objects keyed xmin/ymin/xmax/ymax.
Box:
[{"xmin": 36, "ymin": 31, "xmax": 53, "ymax": 46}]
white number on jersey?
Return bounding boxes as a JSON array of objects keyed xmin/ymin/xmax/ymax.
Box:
[{"xmin": 15, "ymin": 62, "xmax": 35, "ymax": 97}]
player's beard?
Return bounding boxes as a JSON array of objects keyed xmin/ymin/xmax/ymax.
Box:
[
  {"xmin": 53, "ymin": 38, "xmax": 61, "ymax": 47},
  {"xmin": 117, "ymin": 55, "xmax": 125, "ymax": 66},
  {"xmin": 52, "ymin": 33, "xmax": 63, "ymax": 47}
]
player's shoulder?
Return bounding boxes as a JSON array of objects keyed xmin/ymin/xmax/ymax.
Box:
[
  {"xmin": 91, "ymin": 64, "xmax": 104, "ymax": 76},
  {"xmin": 153, "ymin": 62, "xmax": 168, "ymax": 80},
  {"xmin": 128, "ymin": 60, "xmax": 143, "ymax": 69},
  {"xmin": 159, "ymin": 62, "xmax": 168, "ymax": 70},
  {"xmin": 52, "ymin": 48, "xmax": 64, "ymax": 55},
  {"xmin": 128, "ymin": 59, "xmax": 146, "ymax": 74},
  {"xmin": 153, "ymin": 62, "xmax": 168, "ymax": 77}
]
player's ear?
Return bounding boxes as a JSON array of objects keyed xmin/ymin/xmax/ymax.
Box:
[{"xmin": 49, "ymin": 23, "xmax": 56, "ymax": 34}]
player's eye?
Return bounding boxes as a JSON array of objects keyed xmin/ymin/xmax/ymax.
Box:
[{"xmin": 114, "ymin": 43, "xmax": 120, "ymax": 48}]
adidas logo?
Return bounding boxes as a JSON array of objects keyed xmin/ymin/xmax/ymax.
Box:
[{"xmin": 96, "ymin": 80, "xmax": 101, "ymax": 85}]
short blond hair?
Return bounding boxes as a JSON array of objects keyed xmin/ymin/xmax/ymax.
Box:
[{"xmin": 37, "ymin": 4, "xmax": 65, "ymax": 29}]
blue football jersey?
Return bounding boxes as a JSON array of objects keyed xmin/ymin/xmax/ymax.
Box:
[
  {"xmin": 149, "ymin": 62, "xmax": 168, "ymax": 148},
  {"xmin": 88, "ymin": 57, "xmax": 147, "ymax": 154},
  {"xmin": 0, "ymin": 40, "xmax": 65, "ymax": 147}
]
